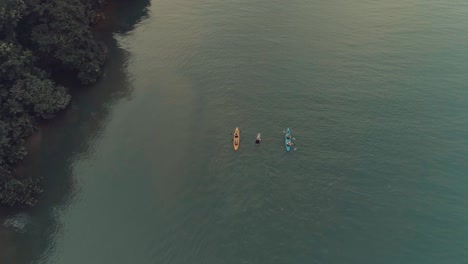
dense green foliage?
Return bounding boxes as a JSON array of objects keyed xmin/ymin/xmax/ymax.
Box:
[{"xmin": 0, "ymin": 0, "xmax": 108, "ymax": 206}]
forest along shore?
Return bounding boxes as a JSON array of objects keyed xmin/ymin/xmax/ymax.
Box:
[{"xmin": 0, "ymin": 0, "xmax": 130, "ymax": 207}]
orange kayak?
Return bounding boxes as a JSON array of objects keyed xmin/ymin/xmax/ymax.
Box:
[{"xmin": 233, "ymin": 127, "xmax": 240, "ymax": 150}]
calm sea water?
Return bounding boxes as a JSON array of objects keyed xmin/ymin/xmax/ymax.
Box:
[{"xmin": 2, "ymin": 0, "xmax": 468, "ymax": 263}]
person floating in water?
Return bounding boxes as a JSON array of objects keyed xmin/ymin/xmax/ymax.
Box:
[{"xmin": 255, "ymin": 133, "xmax": 261, "ymax": 144}]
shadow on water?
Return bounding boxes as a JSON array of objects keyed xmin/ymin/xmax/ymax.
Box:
[{"xmin": 0, "ymin": 1, "xmax": 150, "ymax": 263}]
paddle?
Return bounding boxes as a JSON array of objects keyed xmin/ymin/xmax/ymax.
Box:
[{"xmin": 285, "ymin": 141, "xmax": 298, "ymax": 150}]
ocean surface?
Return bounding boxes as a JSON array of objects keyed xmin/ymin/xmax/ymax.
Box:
[{"xmin": 2, "ymin": 0, "xmax": 468, "ymax": 263}]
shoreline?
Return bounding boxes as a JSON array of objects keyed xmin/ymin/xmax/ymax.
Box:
[{"xmin": 0, "ymin": 0, "xmax": 141, "ymax": 208}]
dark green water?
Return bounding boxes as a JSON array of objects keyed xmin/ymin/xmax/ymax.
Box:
[{"xmin": 2, "ymin": 0, "xmax": 468, "ymax": 263}]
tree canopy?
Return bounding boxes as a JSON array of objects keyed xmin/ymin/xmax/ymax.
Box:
[{"xmin": 0, "ymin": 0, "xmax": 108, "ymax": 206}]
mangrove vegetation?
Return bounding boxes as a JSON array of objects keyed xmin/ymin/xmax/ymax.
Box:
[{"xmin": 0, "ymin": 0, "xmax": 109, "ymax": 206}]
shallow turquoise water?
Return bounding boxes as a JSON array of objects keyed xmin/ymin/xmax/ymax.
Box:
[{"xmin": 3, "ymin": 0, "xmax": 468, "ymax": 263}]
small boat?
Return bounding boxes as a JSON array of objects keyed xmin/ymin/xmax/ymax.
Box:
[
  {"xmin": 233, "ymin": 127, "xmax": 240, "ymax": 150},
  {"xmin": 285, "ymin": 128, "xmax": 292, "ymax": 151},
  {"xmin": 255, "ymin": 133, "xmax": 261, "ymax": 144}
]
